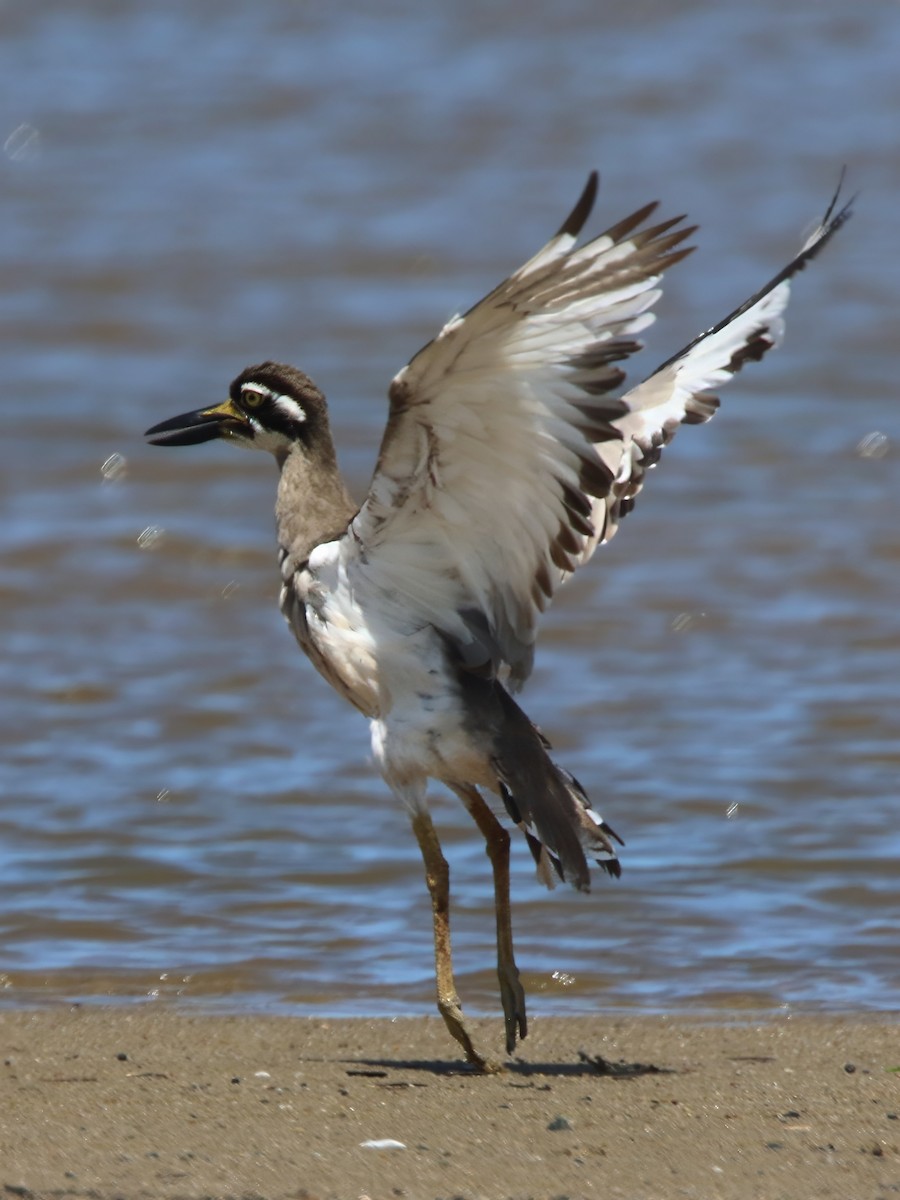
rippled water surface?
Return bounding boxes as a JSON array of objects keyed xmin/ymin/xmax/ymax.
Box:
[{"xmin": 1, "ymin": 0, "xmax": 898, "ymax": 1021}]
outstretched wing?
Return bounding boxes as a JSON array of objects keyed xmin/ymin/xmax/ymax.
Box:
[
  {"xmin": 343, "ymin": 173, "xmax": 694, "ymax": 686},
  {"xmin": 573, "ymin": 180, "xmax": 854, "ymax": 562}
]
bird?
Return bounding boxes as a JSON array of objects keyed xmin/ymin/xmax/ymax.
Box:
[{"xmin": 146, "ymin": 171, "xmax": 851, "ymax": 1072}]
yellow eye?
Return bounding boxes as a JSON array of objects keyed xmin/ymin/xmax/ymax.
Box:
[{"xmin": 240, "ymin": 384, "xmax": 268, "ymax": 409}]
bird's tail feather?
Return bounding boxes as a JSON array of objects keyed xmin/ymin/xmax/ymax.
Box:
[{"xmin": 488, "ymin": 688, "xmax": 623, "ymax": 892}]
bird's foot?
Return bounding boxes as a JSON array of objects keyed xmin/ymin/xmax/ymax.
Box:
[
  {"xmin": 499, "ymin": 965, "xmax": 528, "ymax": 1055},
  {"xmin": 438, "ymin": 994, "xmax": 503, "ymax": 1074}
]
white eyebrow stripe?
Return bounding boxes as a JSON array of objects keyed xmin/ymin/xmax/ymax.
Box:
[
  {"xmin": 273, "ymin": 394, "xmax": 306, "ymax": 423},
  {"xmin": 240, "ymin": 382, "xmax": 307, "ymax": 423}
]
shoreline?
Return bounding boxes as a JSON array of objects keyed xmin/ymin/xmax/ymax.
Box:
[{"xmin": 2, "ymin": 1008, "xmax": 897, "ymax": 1198}]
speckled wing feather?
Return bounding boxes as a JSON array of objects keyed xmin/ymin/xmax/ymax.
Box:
[
  {"xmin": 575, "ymin": 181, "xmax": 854, "ymax": 565},
  {"xmin": 346, "ymin": 173, "xmax": 694, "ymax": 686}
]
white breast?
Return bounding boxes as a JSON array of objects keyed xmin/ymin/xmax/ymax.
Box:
[{"xmin": 298, "ymin": 539, "xmax": 383, "ymax": 717}]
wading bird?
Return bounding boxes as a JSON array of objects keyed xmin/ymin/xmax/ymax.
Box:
[{"xmin": 146, "ymin": 172, "xmax": 850, "ymax": 1071}]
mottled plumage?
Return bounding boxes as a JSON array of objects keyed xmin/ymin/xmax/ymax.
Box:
[{"xmin": 146, "ymin": 172, "xmax": 850, "ymax": 1070}]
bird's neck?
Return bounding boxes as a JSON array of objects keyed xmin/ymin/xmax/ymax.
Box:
[{"xmin": 274, "ymin": 440, "xmax": 357, "ymax": 566}]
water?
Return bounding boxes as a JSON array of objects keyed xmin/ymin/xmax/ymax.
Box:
[{"xmin": 1, "ymin": 0, "xmax": 898, "ymax": 1020}]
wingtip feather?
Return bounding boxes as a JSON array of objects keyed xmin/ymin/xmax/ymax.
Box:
[{"xmin": 555, "ymin": 170, "xmax": 600, "ymax": 239}]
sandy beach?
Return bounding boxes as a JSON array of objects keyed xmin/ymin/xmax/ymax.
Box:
[{"xmin": 1, "ymin": 1008, "xmax": 897, "ymax": 1199}]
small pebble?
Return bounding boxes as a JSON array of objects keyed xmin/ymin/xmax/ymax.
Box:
[
  {"xmin": 116, "ymin": 1052, "xmax": 128, "ymax": 1062},
  {"xmin": 547, "ymin": 1115, "xmax": 574, "ymax": 1132},
  {"xmin": 844, "ymin": 1063, "xmax": 856, "ymax": 1074}
]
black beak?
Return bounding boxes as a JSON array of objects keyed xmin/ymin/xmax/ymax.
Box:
[{"xmin": 145, "ymin": 401, "xmax": 248, "ymax": 447}]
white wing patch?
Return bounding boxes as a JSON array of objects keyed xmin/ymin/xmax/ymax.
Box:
[{"xmin": 573, "ymin": 181, "xmax": 854, "ymax": 563}]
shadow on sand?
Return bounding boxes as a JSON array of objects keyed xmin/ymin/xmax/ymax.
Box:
[{"xmin": 342, "ymin": 1049, "xmax": 678, "ymax": 1080}]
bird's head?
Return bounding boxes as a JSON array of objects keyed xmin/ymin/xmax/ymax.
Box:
[{"xmin": 145, "ymin": 362, "xmax": 328, "ymax": 459}]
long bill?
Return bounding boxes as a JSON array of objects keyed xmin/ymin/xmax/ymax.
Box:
[{"xmin": 145, "ymin": 400, "xmax": 249, "ymax": 446}]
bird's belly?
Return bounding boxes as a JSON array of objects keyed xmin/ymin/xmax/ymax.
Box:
[
  {"xmin": 285, "ymin": 559, "xmax": 493, "ymax": 799},
  {"xmin": 285, "ymin": 566, "xmax": 447, "ymax": 722},
  {"xmin": 371, "ymin": 709, "xmax": 494, "ymax": 810},
  {"xmin": 367, "ymin": 631, "xmax": 496, "ymax": 806}
]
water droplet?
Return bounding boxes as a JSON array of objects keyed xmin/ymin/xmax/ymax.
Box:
[
  {"xmin": 672, "ymin": 611, "xmax": 706, "ymax": 632},
  {"xmin": 137, "ymin": 525, "xmax": 164, "ymax": 550},
  {"xmin": 856, "ymin": 431, "xmax": 889, "ymax": 459},
  {"xmin": 100, "ymin": 452, "xmax": 127, "ymax": 483},
  {"xmin": 3, "ymin": 123, "xmax": 40, "ymax": 162},
  {"xmin": 551, "ymin": 970, "xmax": 575, "ymax": 987}
]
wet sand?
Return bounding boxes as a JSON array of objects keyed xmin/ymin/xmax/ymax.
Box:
[{"xmin": 1, "ymin": 1009, "xmax": 897, "ymax": 1199}]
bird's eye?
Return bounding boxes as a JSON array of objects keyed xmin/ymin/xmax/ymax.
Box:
[{"xmin": 240, "ymin": 384, "xmax": 268, "ymax": 409}]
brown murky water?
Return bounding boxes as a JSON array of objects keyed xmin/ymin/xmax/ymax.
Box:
[{"xmin": 1, "ymin": 0, "xmax": 898, "ymax": 1019}]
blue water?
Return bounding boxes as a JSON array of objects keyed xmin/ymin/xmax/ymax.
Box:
[{"xmin": 0, "ymin": 0, "xmax": 898, "ymax": 1022}]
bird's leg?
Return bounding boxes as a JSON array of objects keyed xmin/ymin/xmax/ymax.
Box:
[
  {"xmin": 452, "ymin": 785, "xmax": 527, "ymax": 1055},
  {"xmin": 410, "ymin": 807, "xmax": 499, "ymax": 1073}
]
